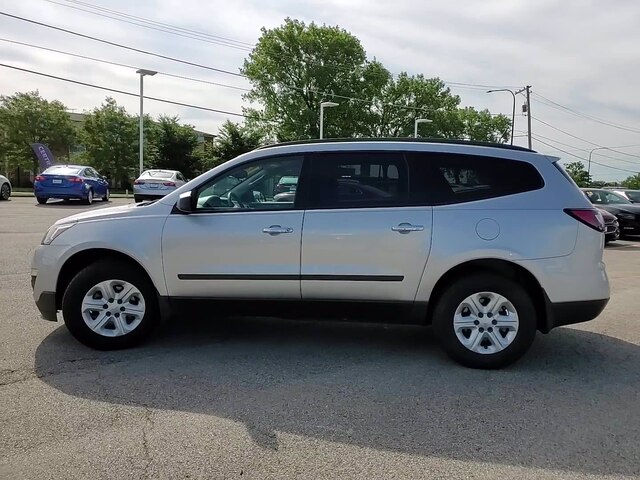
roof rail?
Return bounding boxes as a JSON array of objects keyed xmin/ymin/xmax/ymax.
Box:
[{"xmin": 256, "ymin": 137, "xmax": 535, "ymax": 152}]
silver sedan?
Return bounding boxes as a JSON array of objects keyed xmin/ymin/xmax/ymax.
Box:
[{"xmin": 133, "ymin": 169, "xmax": 187, "ymax": 202}]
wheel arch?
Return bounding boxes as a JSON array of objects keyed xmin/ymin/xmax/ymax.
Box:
[
  {"xmin": 55, "ymin": 248, "xmax": 160, "ymax": 310},
  {"xmin": 424, "ymin": 258, "xmax": 547, "ymax": 332}
]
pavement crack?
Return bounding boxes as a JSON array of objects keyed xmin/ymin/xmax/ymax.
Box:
[{"xmin": 141, "ymin": 406, "xmax": 154, "ymax": 479}]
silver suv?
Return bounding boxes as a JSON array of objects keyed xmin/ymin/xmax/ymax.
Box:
[{"xmin": 31, "ymin": 140, "xmax": 610, "ymax": 368}]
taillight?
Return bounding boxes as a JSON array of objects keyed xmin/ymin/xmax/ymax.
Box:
[
  {"xmin": 67, "ymin": 176, "xmax": 83, "ymax": 183},
  {"xmin": 35, "ymin": 175, "xmax": 45, "ymax": 182},
  {"xmin": 163, "ymin": 182, "xmax": 176, "ymax": 187},
  {"xmin": 564, "ymin": 208, "xmax": 605, "ymax": 232},
  {"xmin": 134, "ymin": 180, "xmax": 144, "ymax": 185}
]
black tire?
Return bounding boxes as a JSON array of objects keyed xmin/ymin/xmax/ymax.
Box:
[
  {"xmin": 0, "ymin": 182, "xmax": 10, "ymax": 200},
  {"xmin": 62, "ymin": 260, "xmax": 159, "ymax": 350},
  {"xmin": 36, "ymin": 196, "xmax": 48, "ymax": 204},
  {"xmin": 102, "ymin": 188, "xmax": 110, "ymax": 202},
  {"xmin": 83, "ymin": 189, "xmax": 94, "ymax": 205},
  {"xmin": 134, "ymin": 195, "xmax": 142, "ymax": 203},
  {"xmin": 432, "ymin": 273, "xmax": 537, "ymax": 369}
]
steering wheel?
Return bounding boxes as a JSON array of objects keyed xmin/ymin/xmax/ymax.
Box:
[{"xmin": 228, "ymin": 191, "xmax": 244, "ymax": 208}]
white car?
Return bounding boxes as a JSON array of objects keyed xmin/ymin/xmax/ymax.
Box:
[
  {"xmin": 0, "ymin": 174, "xmax": 11, "ymax": 200},
  {"xmin": 31, "ymin": 140, "xmax": 610, "ymax": 368},
  {"xmin": 133, "ymin": 169, "xmax": 187, "ymax": 202}
]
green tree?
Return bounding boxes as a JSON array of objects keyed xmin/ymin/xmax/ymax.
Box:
[
  {"xmin": 456, "ymin": 107, "xmax": 511, "ymax": 142},
  {"xmin": 563, "ymin": 161, "xmax": 591, "ymax": 187},
  {"xmin": 0, "ymin": 91, "xmax": 75, "ymax": 175},
  {"xmin": 203, "ymin": 121, "xmax": 263, "ymax": 170},
  {"xmin": 79, "ymin": 98, "xmax": 140, "ymax": 187},
  {"xmin": 151, "ymin": 115, "xmax": 201, "ymax": 179},
  {"xmin": 242, "ymin": 18, "xmax": 389, "ymax": 141},
  {"xmin": 243, "ymin": 19, "xmax": 511, "ymax": 143},
  {"xmin": 621, "ymin": 173, "xmax": 640, "ymax": 189}
]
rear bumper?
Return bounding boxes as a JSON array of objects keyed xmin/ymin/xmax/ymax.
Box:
[
  {"xmin": 34, "ymin": 186, "xmax": 87, "ymax": 199},
  {"xmin": 541, "ymin": 296, "xmax": 609, "ymax": 333}
]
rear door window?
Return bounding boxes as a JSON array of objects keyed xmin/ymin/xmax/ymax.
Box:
[
  {"xmin": 307, "ymin": 152, "xmax": 408, "ymax": 209},
  {"xmin": 408, "ymin": 152, "xmax": 544, "ymax": 205}
]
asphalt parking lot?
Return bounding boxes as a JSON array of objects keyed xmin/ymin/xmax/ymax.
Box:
[{"xmin": 1, "ymin": 196, "xmax": 639, "ymax": 479}]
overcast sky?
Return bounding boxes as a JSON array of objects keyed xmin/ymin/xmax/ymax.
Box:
[{"xmin": 1, "ymin": 0, "xmax": 639, "ymax": 181}]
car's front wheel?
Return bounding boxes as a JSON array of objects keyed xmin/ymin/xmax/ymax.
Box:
[
  {"xmin": 62, "ymin": 260, "xmax": 159, "ymax": 349},
  {"xmin": 433, "ymin": 273, "xmax": 537, "ymax": 369},
  {"xmin": 102, "ymin": 188, "xmax": 110, "ymax": 202}
]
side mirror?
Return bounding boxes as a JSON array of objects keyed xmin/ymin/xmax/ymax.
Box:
[{"xmin": 176, "ymin": 191, "xmax": 194, "ymax": 213}]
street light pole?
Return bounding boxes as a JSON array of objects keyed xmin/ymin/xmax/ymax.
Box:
[
  {"xmin": 414, "ymin": 118, "xmax": 432, "ymax": 138},
  {"xmin": 136, "ymin": 69, "xmax": 157, "ymax": 176},
  {"xmin": 588, "ymin": 146, "xmax": 608, "ymax": 179},
  {"xmin": 486, "ymin": 89, "xmax": 516, "ymax": 145},
  {"xmin": 319, "ymin": 101, "xmax": 339, "ymax": 139}
]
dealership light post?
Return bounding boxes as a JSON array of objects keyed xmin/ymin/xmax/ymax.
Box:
[
  {"xmin": 319, "ymin": 101, "xmax": 339, "ymax": 139},
  {"xmin": 136, "ymin": 69, "xmax": 157, "ymax": 175},
  {"xmin": 414, "ymin": 118, "xmax": 432, "ymax": 138},
  {"xmin": 486, "ymin": 89, "xmax": 516, "ymax": 145}
]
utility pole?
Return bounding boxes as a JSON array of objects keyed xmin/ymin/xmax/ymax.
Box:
[{"xmin": 526, "ymin": 85, "xmax": 532, "ymax": 149}]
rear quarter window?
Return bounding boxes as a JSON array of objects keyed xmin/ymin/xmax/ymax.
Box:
[{"xmin": 408, "ymin": 152, "xmax": 544, "ymax": 205}]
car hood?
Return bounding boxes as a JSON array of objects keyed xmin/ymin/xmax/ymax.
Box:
[
  {"xmin": 54, "ymin": 201, "xmax": 169, "ymax": 225},
  {"xmin": 596, "ymin": 204, "xmax": 640, "ymax": 215}
]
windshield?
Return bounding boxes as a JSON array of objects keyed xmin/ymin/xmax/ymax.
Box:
[
  {"xmin": 625, "ymin": 191, "xmax": 640, "ymax": 202},
  {"xmin": 586, "ymin": 190, "xmax": 632, "ymax": 205},
  {"xmin": 43, "ymin": 166, "xmax": 82, "ymax": 175},
  {"xmin": 142, "ymin": 170, "xmax": 174, "ymax": 179}
]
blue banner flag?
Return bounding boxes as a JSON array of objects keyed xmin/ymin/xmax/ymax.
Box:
[{"xmin": 31, "ymin": 143, "xmax": 56, "ymax": 171}]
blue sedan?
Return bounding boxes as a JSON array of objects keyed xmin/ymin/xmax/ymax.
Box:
[{"xmin": 34, "ymin": 165, "xmax": 110, "ymax": 205}]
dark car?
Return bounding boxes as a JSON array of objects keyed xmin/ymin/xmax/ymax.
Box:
[
  {"xmin": 582, "ymin": 188, "xmax": 640, "ymax": 237},
  {"xmin": 34, "ymin": 165, "xmax": 110, "ymax": 205},
  {"xmin": 596, "ymin": 207, "xmax": 620, "ymax": 243},
  {"xmin": 608, "ymin": 188, "xmax": 640, "ymax": 203}
]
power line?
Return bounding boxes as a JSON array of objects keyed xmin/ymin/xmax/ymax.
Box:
[
  {"xmin": 0, "ymin": 11, "xmax": 520, "ymax": 116},
  {"xmin": 56, "ymin": 0, "xmax": 254, "ymax": 47},
  {"xmin": 0, "ymin": 11, "xmax": 246, "ymax": 78},
  {"xmin": 532, "ymin": 132, "xmax": 640, "ymax": 166},
  {"xmin": 0, "ymin": 38, "xmax": 251, "ymax": 92},
  {"xmin": 34, "ymin": 3, "xmax": 520, "ymax": 93},
  {"xmin": 0, "ymin": 62, "xmax": 246, "ymax": 117},
  {"xmin": 0, "ymin": 35, "xmax": 487, "ymax": 116},
  {"xmin": 532, "ymin": 91, "xmax": 640, "ymax": 134},
  {"xmin": 534, "ymin": 137, "xmax": 639, "ymax": 174},
  {"xmin": 43, "ymin": 0, "xmax": 253, "ymax": 51},
  {"xmin": 532, "ymin": 116, "xmax": 640, "ymax": 159}
]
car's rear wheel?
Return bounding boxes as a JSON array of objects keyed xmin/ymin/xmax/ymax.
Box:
[
  {"xmin": 102, "ymin": 188, "xmax": 110, "ymax": 202},
  {"xmin": 36, "ymin": 196, "xmax": 48, "ymax": 204},
  {"xmin": 62, "ymin": 260, "xmax": 159, "ymax": 349},
  {"xmin": 0, "ymin": 182, "xmax": 10, "ymax": 200},
  {"xmin": 84, "ymin": 189, "xmax": 93, "ymax": 205},
  {"xmin": 433, "ymin": 273, "xmax": 537, "ymax": 369},
  {"xmin": 134, "ymin": 195, "xmax": 142, "ymax": 203}
]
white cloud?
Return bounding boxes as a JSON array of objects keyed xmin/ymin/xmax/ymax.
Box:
[{"xmin": 0, "ymin": 0, "xmax": 639, "ymax": 180}]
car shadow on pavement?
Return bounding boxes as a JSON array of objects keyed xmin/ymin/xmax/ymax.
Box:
[
  {"xmin": 33, "ymin": 200, "xmax": 113, "ymax": 209},
  {"xmin": 34, "ymin": 317, "xmax": 640, "ymax": 476}
]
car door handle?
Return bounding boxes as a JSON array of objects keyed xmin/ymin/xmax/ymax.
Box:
[
  {"xmin": 391, "ymin": 223, "xmax": 424, "ymax": 234},
  {"xmin": 262, "ymin": 225, "xmax": 294, "ymax": 235}
]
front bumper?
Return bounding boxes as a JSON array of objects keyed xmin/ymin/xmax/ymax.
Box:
[
  {"xmin": 541, "ymin": 296, "xmax": 609, "ymax": 333},
  {"xmin": 35, "ymin": 290, "xmax": 58, "ymax": 321}
]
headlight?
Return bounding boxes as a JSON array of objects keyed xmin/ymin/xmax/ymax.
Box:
[
  {"xmin": 42, "ymin": 222, "xmax": 76, "ymax": 245},
  {"xmin": 617, "ymin": 213, "xmax": 635, "ymax": 220}
]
